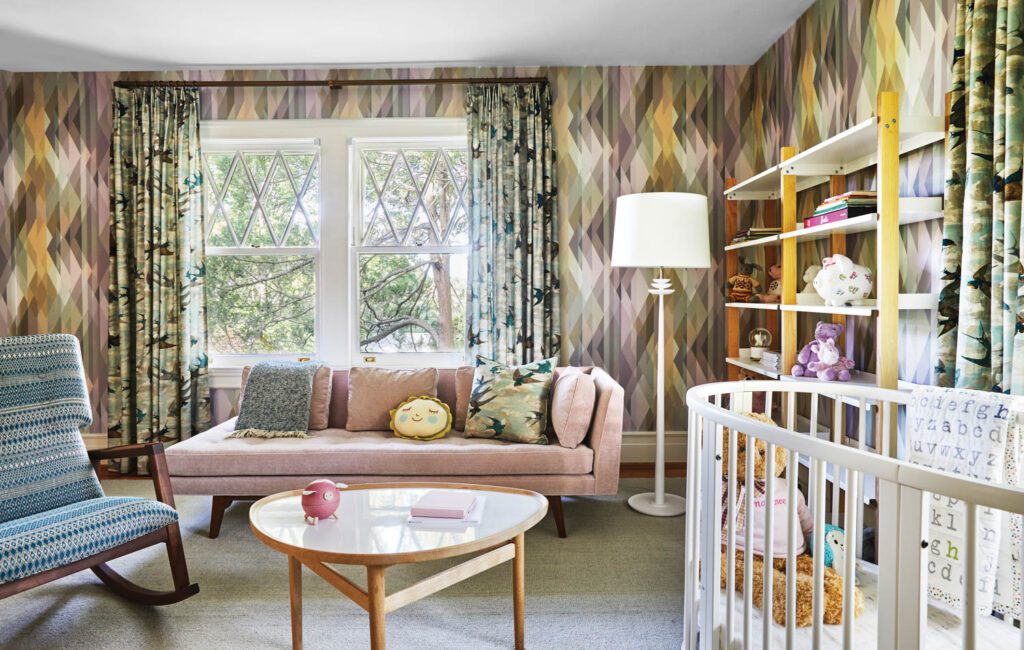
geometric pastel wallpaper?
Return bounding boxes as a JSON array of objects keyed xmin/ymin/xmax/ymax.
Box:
[{"xmin": 0, "ymin": 0, "xmax": 953, "ymax": 433}]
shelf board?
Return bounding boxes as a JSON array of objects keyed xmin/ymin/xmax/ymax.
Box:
[
  {"xmin": 726, "ymin": 302, "xmax": 780, "ymax": 311},
  {"xmin": 781, "ymin": 371, "xmax": 918, "ymax": 392},
  {"xmin": 780, "ymin": 293, "xmax": 937, "ymax": 316},
  {"xmin": 724, "ymin": 234, "xmax": 780, "ymax": 251},
  {"xmin": 782, "ymin": 198, "xmax": 944, "ymax": 243},
  {"xmin": 726, "ymin": 356, "xmax": 780, "ymax": 379},
  {"xmin": 725, "ymin": 115, "xmax": 945, "ymax": 201}
]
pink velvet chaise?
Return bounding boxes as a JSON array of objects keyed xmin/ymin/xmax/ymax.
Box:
[{"xmin": 165, "ymin": 367, "xmax": 624, "ymax": 538}]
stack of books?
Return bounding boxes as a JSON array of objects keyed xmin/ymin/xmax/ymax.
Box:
[
  {"xmin": 759, "ymin": 350, "xmax": 781, "ymax": 373},
  {"xmin": 730, "ymin": 226, "xmax": 781, "ymax": 243},
  {"xmin": 804, "ymin": 191, "xmax": 877, "ymax": 227},
  {"xmin": 407, "ymin": 490, "xmax": 485, "ymax": 529}
]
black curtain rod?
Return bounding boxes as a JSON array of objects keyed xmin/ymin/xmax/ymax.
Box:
[{"xmin": 113, "ymin": 76, "xmax": 547, "ymax": 89}]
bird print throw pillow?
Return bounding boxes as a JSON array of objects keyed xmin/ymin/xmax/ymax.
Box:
[{"xmin": 465, "ymin": 356, "xmax": 556, "ymax": 444}]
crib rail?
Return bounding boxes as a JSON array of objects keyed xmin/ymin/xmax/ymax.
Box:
[{"xmin": 682, "ymin": 380, "xmax": 1024, "ymax": 650}]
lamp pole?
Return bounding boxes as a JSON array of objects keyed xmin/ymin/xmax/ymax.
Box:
[{"xmin": 628, "ymin": 267, "xmax": 686, "ymax": 516}]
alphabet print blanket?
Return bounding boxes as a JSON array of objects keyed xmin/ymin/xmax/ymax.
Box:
[{"xmin": 906, "ymin": 386, "xmax": 1022, "ymax": 618}]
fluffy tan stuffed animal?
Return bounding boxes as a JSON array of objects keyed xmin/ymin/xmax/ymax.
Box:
[{"xmin": 719, "ymin": 412, "xmax": 863, "ymax": 627}]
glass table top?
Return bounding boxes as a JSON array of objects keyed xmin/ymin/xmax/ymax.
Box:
[{"xmin": 250, "ymin": 486, "xmax": 546, "ymax": 559}]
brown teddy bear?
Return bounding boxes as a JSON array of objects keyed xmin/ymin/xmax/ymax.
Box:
[{"xmin": 718, "ymin": 412, "xmax": 863, "ymax": 627}]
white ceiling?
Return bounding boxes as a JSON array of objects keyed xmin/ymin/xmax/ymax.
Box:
[{"xmin": 0, "ymin": 0, "xmax": 816, "ymax": 72}]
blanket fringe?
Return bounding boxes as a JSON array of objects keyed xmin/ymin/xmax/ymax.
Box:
[{"xmin": 228, "ymin": 428, "xmax": 309, "ymax": 439}]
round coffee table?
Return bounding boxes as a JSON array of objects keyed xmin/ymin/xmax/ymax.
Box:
[{"xmin": 250, "ymin": 482, "xmax": 548, "ymax": 650}]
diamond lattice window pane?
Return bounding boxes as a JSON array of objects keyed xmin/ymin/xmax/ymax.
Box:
[
  {"xmin": 245, "ymin": 208, "xmax": 275, "ymax": 247},
  {"xmin": 263, "ymin": 159, "xmax": 296, "ymax": 245},
  {"xmin": 205, "ymin": 153, "xmax": 234, "ymax": 197},
  {"xmin": 244, "ymin": 153, "xmax": 273, "ymax": 193},
  {"xmin": 405, "ymin": 150, "xmax": 437, "ymax": 192},
  {"xmin": 446, "ymin": 204, "xmax": 469, "ymax": 246},
  {"xmin": 299, "ymin": 157, "xmax": 320, "ymax": 242},
  {"xmin": 207, "ymin": 217, "xmax": 235, "ymax": 247},
  {"xmin": 446, "ymin": 149, "xmax": 468, "ymax": 191},
  {"xmin": 381, "ymin": 156, "xmax": 417, "ymax": 243},
  {"xmin": 222, "ymin": 163, "xmax": 256, "ymax": 245}
]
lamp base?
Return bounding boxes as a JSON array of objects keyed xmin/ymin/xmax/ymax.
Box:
[{"xmin": 628, "ymin": 492, "xmax": 686, "ymax": 517}]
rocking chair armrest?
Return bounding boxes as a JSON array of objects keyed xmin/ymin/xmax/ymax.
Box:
[
  {"xmin": 88, "ymin": 442, "xmax": 164, "ymax": 462},
  {"xmin": 88, "ymin": 442, "xmax": 177, "ymax": 509}
]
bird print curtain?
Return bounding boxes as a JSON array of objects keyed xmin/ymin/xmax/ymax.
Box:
[
  {"xmin": 937, "ymin": 0, "xmax": 1024, "ymax": 392},
  {"xmin": 465, "ymin": 82, "xmax": 560, "ymax": 367},
  {"xmin": 108, "ymin": 87, "xmax": 210, "ymax": 473}
]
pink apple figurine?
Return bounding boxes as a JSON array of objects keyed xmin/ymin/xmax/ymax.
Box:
[{"xmin": 301, "ymin": 479, "xmax": 347, "ymax": 525}]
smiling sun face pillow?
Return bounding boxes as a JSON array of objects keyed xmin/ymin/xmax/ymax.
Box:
[{"xmin": 390, "ymin": 395, "xmax": 452, "ymax": 441}]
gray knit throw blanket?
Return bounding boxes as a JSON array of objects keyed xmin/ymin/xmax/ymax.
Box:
[{"xmin": 229, "ymin": 361, "xmax": 323, "ymax": 439}]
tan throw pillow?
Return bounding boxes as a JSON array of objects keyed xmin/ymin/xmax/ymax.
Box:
[
  {"xmin": 454, "ymin": 366, "xmax": 475, "ymax": 430},
  {"xmin": 347, "ymin": 367, "xmax": 438, "ymax": 431},
  {"xmin": 550, "ymin": 372, "xmax": 596, "ymax": 448},
  {"xmin": 240, "ymin": 364, "xmax": 333, "ymax": 430}
]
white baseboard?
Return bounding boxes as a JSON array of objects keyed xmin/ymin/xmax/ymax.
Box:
[{"xmin": 620, "ymin": 430, "xmax": 687, "ymax": 463}]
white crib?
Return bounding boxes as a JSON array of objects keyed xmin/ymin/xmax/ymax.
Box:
[{"xmin": 682, "ymin": 380, "xmax": 1024, "ymax": 650}]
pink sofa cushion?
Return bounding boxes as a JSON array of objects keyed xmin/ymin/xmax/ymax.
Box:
[
  {"xmin": 165, "ymin": 419, "xmax": 594, "ymax": 477},
  {"xmin": 550, "ymin": 371, "xmax": 596, "ymax": 448},
  {"xmin": 346, "ymin": 367, "xmax": 438, "ymax": 431}
]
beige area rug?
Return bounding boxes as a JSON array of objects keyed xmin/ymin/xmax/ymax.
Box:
[{"xmin": 0, "ymin": 479, "xmax": 685, "ymax": 649}]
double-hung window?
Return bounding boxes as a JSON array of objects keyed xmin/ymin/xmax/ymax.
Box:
[
  {"xmin": 202, "ymin": 140, "xmax": 320, "ymax": 360},
  {"xmin": 199, "ymin": 119, "xmax": 468, "ymax": 381},
  {"xmin": 352, "ymin": 139, "xmax": 469, "ymax": 366}
]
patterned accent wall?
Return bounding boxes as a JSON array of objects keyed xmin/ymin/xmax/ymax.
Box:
[{"xmin": 0, "ymin": 0, "xmax": 955, "ymax": 433}]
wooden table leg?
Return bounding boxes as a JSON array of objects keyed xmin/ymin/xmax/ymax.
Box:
[
  {"xmin": 367, "ymin": 565, "xmax": 387, "ymax": 650},
  {"xmin": 289, "ymin": 556, "xmax": 302, "ymax": 650},
  {"xmin": 513, "ymin": 534, "xmax": 525, "ymax": 650}
]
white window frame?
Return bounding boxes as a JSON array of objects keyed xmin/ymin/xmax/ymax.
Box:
[
  {"xmin": 349, "ymin": 136, "xmax": 471, "ymax": 369},
  {"xmin": 199, "ymin": 119, "xmax": 467, "ymax": 387}
]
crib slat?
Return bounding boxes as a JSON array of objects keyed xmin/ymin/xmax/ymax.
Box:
[
  {"xmin": 763, "ymin": 441, "xmax": 775, "ymax": 650},
  {"xmin": 725, "ymin": 419, "xmax": 738, "ymax": 647},
  {"xmin": 684, "ymin": 408, "xmax": 702, "ymax": 650},
  {"xmin": 812, "ymin": 457, "xmax": 826, "ymax": 648},
  {"xmin": 808, "ymin": 394, "xmax": 820, "ymax": 516},
  {"xmin": 765, "ymin": 390, "xmax": 774, "ymax": 417},
  {"xmin": 858, "ymin": 397, "xmax": 869, "ymax": 561},
  {"xmin": 842, "ymin": 469, "xmax": 860, "ymax": 649},
  {"xmin": 831, "ymin": 402, "xmax": 842, "ymax": 526},
  {"xmin": 896, "ymin": 485, "xmax": 926, "ymax": 650},
  {"xmin": 698, "ymin": 412, "xmax": 724, "ymax": 650},
  {"xmin": 965, "ymin": 501, "xmax": 977, "ymax": 650},
  {"xmin": 744, "ymin": 433, "xmax": 755, "ymax": 650},
  {"xmin": 786, "ymin": 449, "xmax": 798, "ymax": 650}
]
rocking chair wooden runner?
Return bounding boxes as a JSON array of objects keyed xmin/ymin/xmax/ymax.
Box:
[{"xmin": 0, "ymin": 334, "xmax": 198, "ymax": 605}]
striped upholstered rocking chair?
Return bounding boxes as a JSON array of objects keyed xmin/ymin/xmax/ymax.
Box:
[{"xmin": 0, "ymin": 334, "xmax": 198, "ymax": 604}]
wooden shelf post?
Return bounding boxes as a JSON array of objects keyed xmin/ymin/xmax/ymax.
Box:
[
  {"xmin": 877, "ymin": 91, "xmax": 900, "ymax": 455},
  {"xmin": 780, "ymin": 147, "xmax": 798, "ymax": 376},
  {"xmin": 725, "ymin": 178, "xmax": 741, "ymax": 380}
]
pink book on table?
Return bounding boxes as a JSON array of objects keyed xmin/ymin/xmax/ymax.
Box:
[{"xmin": 411, "ymin": 491, "xmax": 478, "ymax": 519}]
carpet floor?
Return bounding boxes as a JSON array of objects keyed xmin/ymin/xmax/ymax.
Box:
[{"xmin": 0, "ymin": 479, "xmax": 685, "ymax": 649}]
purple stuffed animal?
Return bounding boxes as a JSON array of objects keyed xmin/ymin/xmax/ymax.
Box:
[
  {"xmin": 805, "ymin": 337, "xmax": 854, "ymax": 381},
  {"xmin": 792, "ymin": 321, "xmax": 854, "ymax": 381}
]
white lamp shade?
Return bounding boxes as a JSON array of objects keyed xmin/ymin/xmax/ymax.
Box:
[{"xmin": 610, "ymin": 192, "xmax": 711, "ymax": 269}]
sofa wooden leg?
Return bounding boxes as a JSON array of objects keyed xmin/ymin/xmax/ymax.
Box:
[
  {"xmin": 209, "ymin": 496, "xmax": 233, "ymax": 539},
  {"xmin": 547, "ymin": 496, "xmax": 566, "ymax": 538}
]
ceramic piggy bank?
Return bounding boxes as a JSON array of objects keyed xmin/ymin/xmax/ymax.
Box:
[
  {"xmin": 301, "ymin": 479, "xmax": 347, "ymax": 525},
  {"xmin": 812, "ymin": 254, "xmax": 873, "ymax": 306}
]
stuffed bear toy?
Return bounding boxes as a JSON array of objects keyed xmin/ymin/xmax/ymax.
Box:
[
  {"xmin": 719, "ymin": 412, "xmax": 863, "ymax": 627},
  {"xmin": 791, "ymin": 321, "xmax": 854, "ymax": 379},
  {"xmin": 805, "ymin": 337, "xmax": 854, "ymax": 381}
]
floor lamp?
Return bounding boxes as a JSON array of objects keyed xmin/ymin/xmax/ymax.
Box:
[{"xmin": 611, "ymin": 192, "xmax": 711, "ymax": 517}]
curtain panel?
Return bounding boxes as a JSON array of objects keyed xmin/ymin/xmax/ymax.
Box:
[
  {"xmin": 937, "ymin": 0, "xmax": 1024, "ymax": 392},
  {"xmin": 108, "ymin": 87, "xmax": 210, "ymax": 473},
  {"xmin": 465, "ymin": 82, "xmax": 560, "ymax": 366}
]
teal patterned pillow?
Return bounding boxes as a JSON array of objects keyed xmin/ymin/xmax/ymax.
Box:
[{"xmin": 465, "ymin": 356, "xmax": 556, "ymax": 444}]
